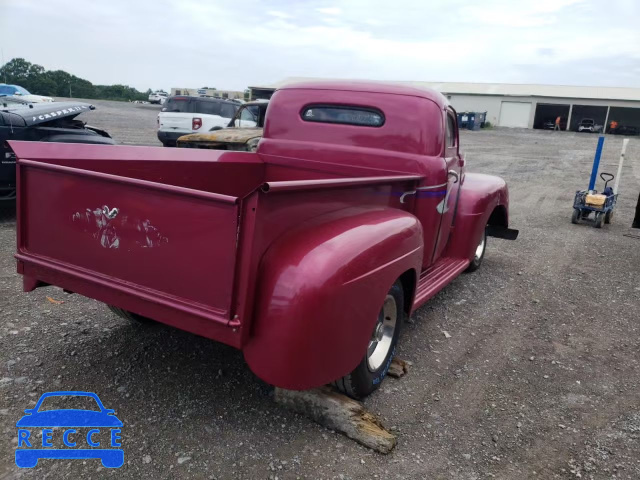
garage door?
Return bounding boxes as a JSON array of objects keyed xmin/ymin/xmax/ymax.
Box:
[{"xmin": 499, "ymin": 102, "xmax": 532, "ymax": 128}]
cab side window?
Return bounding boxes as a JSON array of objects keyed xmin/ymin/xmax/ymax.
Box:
[{"xmin": 446, "ymin": 113, "xmax": 457, "ymax": 148}]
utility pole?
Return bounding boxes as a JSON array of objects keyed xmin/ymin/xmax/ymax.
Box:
[{"xmin": 69, "ymin": 81, "xmax": 72, "ymax": 98}]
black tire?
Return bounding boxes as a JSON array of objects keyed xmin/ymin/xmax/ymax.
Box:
[
  {"xmin": 333, "ymin": 281, "xmax": 404, "ymax": 399},
  {"xmin": 594, "ymin": 213, "xmax": 604, "ymax": 229},
  {"xmin": 465, "ymin": 228, "xmax": 487, "ymax": 272},
  {"xmin": 0, "ymin": 189, "xmax": 17, "ymax": 201},
  {"xmin": 604, "ymin": 210, "xmax": 613, "ymax": 224},
  {"xmin": 0, "ymin": 200, "xmax": 16, "ymax": 223},
  {"xmin": 107, "ymin": 305, "xmax": 152, "ymax": 323},
  {"xmin": 571, "ymin": 208, "xmax": 581, "ymax": 224}
]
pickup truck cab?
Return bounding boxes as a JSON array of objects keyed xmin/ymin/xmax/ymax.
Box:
[
  {"xmin": 176, "ymin": 100, "xmax": 268, "ymax": 151},
  {"xmin": 157, "ymin": 96, "xmax": 240, "ymax": 147},
  {"xmin": 12, "ymin": 81, "xmax": 517, "ymax": 398}
]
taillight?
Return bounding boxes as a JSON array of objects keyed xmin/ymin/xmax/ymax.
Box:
[{"xmin": 192, "ymin": 117, "xmax": 202, "ymax": 130}]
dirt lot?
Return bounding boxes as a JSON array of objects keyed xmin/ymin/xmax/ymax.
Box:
[
  {"xmin": 1, "ymin": 100, "xmax": 639, "ymax": 479},
  {"xmin": 59, "ymin": 97, "xmax": 164, "ymax": 146}
]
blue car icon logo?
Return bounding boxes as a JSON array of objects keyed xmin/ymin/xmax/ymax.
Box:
[{"xmin": 15, "ymin": 391, "xmax": 123, "ymax": 468}]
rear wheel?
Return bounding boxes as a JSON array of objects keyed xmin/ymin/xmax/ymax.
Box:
[
  {"xmin": 571, "ymin": 208, "xmax": 581, "ymax": 224},
  {"xmin": 604, "ymin": 210, "xmax": 613, "ymax": 224},
  {"xmin": 333, "ymin": 281, "xmax": 404, "ymax": 399},
  {"xmin": 0, "ymin": 189, "xmax": 16, "ymax": 201},
  {"xmin": 594, "ymin": 212, "xmax": 604, "ymax": 229},
  {"xmin": 107, "ymin": 305, "xmax": 151, "ymax": 323}
]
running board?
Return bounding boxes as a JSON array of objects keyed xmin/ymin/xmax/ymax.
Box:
[{"xmin": 413, "ymin": 258, "xmax": 470, "ymax": 310}]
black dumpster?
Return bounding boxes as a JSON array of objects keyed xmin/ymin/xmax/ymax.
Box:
[
  {"xmin": 469, "ymin": 112, "xmax": 486, "ymax": 130},
  {"xmin": 457, "ymin": 112, "xmax": 468, "ymax": 129},
  {"xmin": 457, "ymin": 111, "xmax": 487, "ymax": 130}
]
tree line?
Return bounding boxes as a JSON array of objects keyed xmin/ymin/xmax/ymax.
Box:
[{"xmin": 0, "ymin": 58, "xmax": 152, "ymax": 102}]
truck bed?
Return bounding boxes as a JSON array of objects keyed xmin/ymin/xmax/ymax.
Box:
[{"xmin": 11, "ymin": 141, "xmax": 420, "ymax": 348}]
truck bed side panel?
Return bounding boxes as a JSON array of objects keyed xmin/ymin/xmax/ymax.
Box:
[{"xmin": 18, "ymin": 161, "xmax": 239, "ymax": 318}]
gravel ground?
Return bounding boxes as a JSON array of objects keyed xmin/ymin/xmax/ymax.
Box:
[
  {"xmin": 1, "ymin": 100, "xmax": 640, "ymax": 479},
  {"xmin": 59, "ymin": 97, "xmax": 163, "ymax": 146}
]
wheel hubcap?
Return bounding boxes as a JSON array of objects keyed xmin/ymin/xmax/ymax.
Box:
[
  {"xmin": 474, "ymin": 236, "xmax": 486, "ymax": 261},
  {"xmin": 367, "ymin": 294, "xmax": 397, "ymax": 371}
]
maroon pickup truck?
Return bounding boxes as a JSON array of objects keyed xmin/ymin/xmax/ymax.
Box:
[{"xmin": 12, "ymin": 82, "xmax": 517, "ymax": 398}]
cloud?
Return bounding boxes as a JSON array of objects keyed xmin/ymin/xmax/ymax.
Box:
[
  {"xmin": 537, "ymin": 48, "xmax": 555, "ymax": 57},
  {"xmin": 1, "ymin": 0, "xmax": 639, "ymax": 91},
  {"xmin": 267, "ymin": 10, "xmax": 292, "ymax": 19},
  {"xmin": 316, "ymin": 7, "xmax": 342, "ymax": 15}
]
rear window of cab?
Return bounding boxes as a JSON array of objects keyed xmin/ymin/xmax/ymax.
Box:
[{"xmin": 301, "ymin": 105, "xmax": 385, "ymax": 127}]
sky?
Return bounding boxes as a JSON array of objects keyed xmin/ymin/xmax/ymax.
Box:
[{"xmin": 1, "ymin": 0, "xmax": 639, "ymax": 92}]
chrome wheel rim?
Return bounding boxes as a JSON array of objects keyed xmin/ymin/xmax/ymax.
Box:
[
  {"xmin": 367, "ymin": 294, "xmax": 397, "ymax": 371},
  {"xmin": 474, "ymin": 235, "xmax": 486, "ymax": 261}
]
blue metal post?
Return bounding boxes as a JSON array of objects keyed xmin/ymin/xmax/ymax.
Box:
[{"xmin": 588, "ymin": 136, "xmax": 605, "ymax": 190}]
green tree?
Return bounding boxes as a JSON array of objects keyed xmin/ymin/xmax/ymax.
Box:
[{"xmin": 0, "ymin": 57, "xmax": 150, "ymax": 102}]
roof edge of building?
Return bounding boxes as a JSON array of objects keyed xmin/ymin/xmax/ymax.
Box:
[{"xmin": 250, "ymin": 77, "xmax": 640, "ymax": 102}]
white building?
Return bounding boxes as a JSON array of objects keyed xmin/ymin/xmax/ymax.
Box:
[{"xmin": 250, "ymin": 78, "xmax": 640, "ymax": 133}]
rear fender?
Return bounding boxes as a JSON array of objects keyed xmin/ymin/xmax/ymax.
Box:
[
  {"xmin": 243, "ymin": 207, "xmax": 423, "ymax": 390},
  {"xmin": 449, "ymin": 173, "xmax": 509, "ymax": 260}
]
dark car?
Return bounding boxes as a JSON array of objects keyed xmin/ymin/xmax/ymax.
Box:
[
  {"xmin": 1, "ymin": 100, "xmax": 114, "ymax": 202},
  {"xmin": 613, "ymin": 125, "xmax": 639, "ymax": 136}
]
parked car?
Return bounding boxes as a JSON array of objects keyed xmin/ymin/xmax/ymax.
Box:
[
  {"xmin": 156, "ymin": 96, "xmax": 241, "ymax": 147},
  {"xmin": 0, "ymin": 84, "xmax": 54, "ymax": 103},
  {"xmin": 1, "ymin": 101, "xmax": 114, "ymax": 202},
  {"xmin": 612, "ymin": 125, "xmax": 639, "ymax": 136},
  {"xmin": 176, "ymin": 100, "xmax": 268, "ymax": 151},
  {"xmin": 148, "ymin": 90, "xmax": 168, "ymax": 105},
  {"xmin": 12, "ymin": 81, "xmax": 517, "ymax": 399},
  {"xmin": 577, "ymin": 118, "xmax": 603, "ymax": 133},
  {"xmin": 1, "ymin": 95, "xmax": 33, "ymax": 111}
]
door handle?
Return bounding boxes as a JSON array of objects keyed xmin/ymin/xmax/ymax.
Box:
[
  {"xmin": 399, "ymin": 191, "xmax": 415, "ymax": 204},
  {"xmin": 448, "ymin": 170, "xmax": 459, "ymax": 184},
  {"xmin": 399, "ymin": 182, "xmax": 448, "ymax": 204}
]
